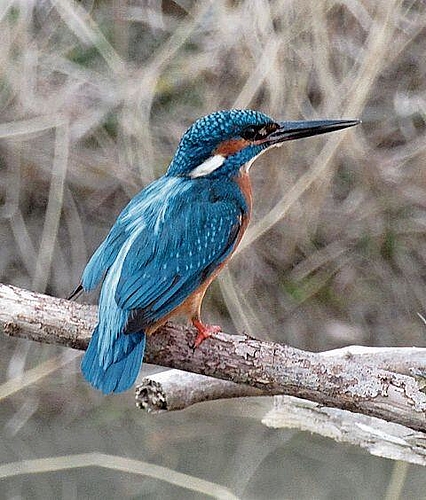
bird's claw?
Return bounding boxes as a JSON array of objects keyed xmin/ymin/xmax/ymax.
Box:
[{"xmin": 191, "ymin": 320, "xmax": 221, "ymax": 350}]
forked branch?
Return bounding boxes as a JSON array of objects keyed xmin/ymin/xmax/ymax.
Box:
[{"xmin": 0, "ymin": 284, "xmax": 425, "ymax": 434}]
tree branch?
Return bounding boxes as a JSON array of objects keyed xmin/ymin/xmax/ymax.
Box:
[
  {"xmin": 263, "ymin": 395, "xmax": 426, "ymax": 466},
  {"xmin": 136, "ymin": 343, "xmax": 426, "ymax": 413},
  {"xmin": 135, "ymin": 370, "xmax": 426, "ymax": 465},
  {"xmin": 1, "ymin": 284, "xmax": 425, "ymax": 434},
  {"xmin": 135, "ymin": 370, "xmax": 264, "ymax": 412}
]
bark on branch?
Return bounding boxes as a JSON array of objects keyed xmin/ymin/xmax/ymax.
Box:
[
  {"xmin": 1, "ymin": 283, "xmax": 426, "ymax": 435},
  {"xmin": 136, "ymin": 369, "xmax": 426, "ymax": 465},
  {"xmin": 136, "ymin": 345, "xmax": 426, "ymax": 413}
]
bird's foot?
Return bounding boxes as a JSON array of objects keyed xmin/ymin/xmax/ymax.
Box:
[{"xmin": 191, "ymin": 318, "xmax": 221, "ymax": 349}]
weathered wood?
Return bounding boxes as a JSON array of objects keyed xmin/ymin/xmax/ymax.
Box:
[
  {"xmin": 136, "ymin": 370, "xmax": 264, "ymax": 412},
  {"xmin": 137, "ymin": 368, "xmax": 426, "ymax": 466},
  {"xmin": 1, "ymin": 283, "xmax": 426, "ymax": 433},
  {"xmin": 136, "ymin": 344, "xmax": 426, "ymax": 413},
  {"xmin": 320, "ymin": 345, "xmax": 426, "ymax": 378},
  {"xmin": 263, "ymin": 396, "xmax": 426, "ymax": 466}
]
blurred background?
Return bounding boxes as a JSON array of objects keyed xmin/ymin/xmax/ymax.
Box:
[{"xmin": 1, "ymin": 0, "xmax": 426, "ymax": 498}]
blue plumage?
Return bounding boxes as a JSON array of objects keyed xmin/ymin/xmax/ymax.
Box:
[
  {"xmin": 168, "ymin": 109, "xmax": 271, "ymax": 177},
  {"xmin": 116, "ymin": 179, "xmax": 245, "ymax": 319},
  {"xmin": 80, "ymin": 174, "xmax": 246, "ymax": 393},
  {"xmin": 81, "ymin": 325, "xmax": 145, "ymax": 394},
  {"xmin": 77, "ymin": 109, "xmax": 359, "ymax": 393}
]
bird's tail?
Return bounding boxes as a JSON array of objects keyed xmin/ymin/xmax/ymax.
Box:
[{"xmin": 81, "ymin": 326, "xmax": 146, "ymax": 394}]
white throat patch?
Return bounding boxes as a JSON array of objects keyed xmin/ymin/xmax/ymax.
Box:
[{"xmin": 189, "ymin": 154, "xmax": 225, "ymax": 178}]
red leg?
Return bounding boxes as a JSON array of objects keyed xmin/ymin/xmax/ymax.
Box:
[{"xmin": 191, "ymin": 318, "xmax": 221, "ymax": 349}]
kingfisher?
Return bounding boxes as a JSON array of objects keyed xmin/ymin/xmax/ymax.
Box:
[{"xmin": 72, "ymin": 109, "xmax": 358, "ymax": 394}]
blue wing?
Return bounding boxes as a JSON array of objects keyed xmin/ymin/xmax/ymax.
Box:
[
  {"xmin": 79, "ymin": 175, "xmax": 247, "ymax": 393},
  {"xmin": 115, "ymin": 180, "xmax": 246, "ymax": 333},
  {"xmin": 81, "ymin": 177, "xmax": 178, "ymax": 291},
  {"xmin": 81, "ymin": 228, "xmax": 127, "ymax": 291}
]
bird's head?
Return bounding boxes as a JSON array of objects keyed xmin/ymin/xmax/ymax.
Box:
[{"xmin": 167, "ymin": 109, "xmax": 359, "ymax": 179}]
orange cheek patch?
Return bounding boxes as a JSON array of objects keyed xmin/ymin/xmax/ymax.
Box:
[{"xmin": 214, "ymin": 138, "xmax": 250, "ymax": 157}]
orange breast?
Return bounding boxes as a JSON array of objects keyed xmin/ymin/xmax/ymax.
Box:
[{"xmin": 235, "ymin": 170, "xmax": 253, "ymax": 225}]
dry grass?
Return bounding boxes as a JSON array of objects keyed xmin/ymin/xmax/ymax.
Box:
[
  {"xmin": 1, "ymin": 1, "xmax": 426, "ymax": 497},
  {"xmin": 0, "ymin": 452, "xmax": 238, "ymax": 499},
  {"xmin": 2, "ymin": 0, "xmax": 423, "ymax": 347}
]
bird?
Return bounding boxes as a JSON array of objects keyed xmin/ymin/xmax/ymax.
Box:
[{"xmin": 72, "ymin": 109, "xmax": 359, "ymax": 394}]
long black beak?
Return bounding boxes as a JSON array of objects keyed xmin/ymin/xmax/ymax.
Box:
[{"xmin": 267, "ymin": 119, "xmax": 360, "ymax": 145}]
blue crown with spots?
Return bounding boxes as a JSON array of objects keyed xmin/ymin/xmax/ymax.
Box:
[{"xmin": 167, "ymin": 109, "xmax": 274, "ymax": 177}]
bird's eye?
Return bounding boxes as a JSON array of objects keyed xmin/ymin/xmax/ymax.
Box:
[
  {"xmin": 241, "ymin": 126, "xmax": 258, "ymax": 140},
  {"xmin": 241, "ymin": 123, "xmax": 279, "ymax": 141}
]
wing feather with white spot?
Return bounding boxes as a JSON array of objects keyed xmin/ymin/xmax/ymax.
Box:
[{"xmin": 115, "ymin": 198, "xmax": 243, "ymax": 333}]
